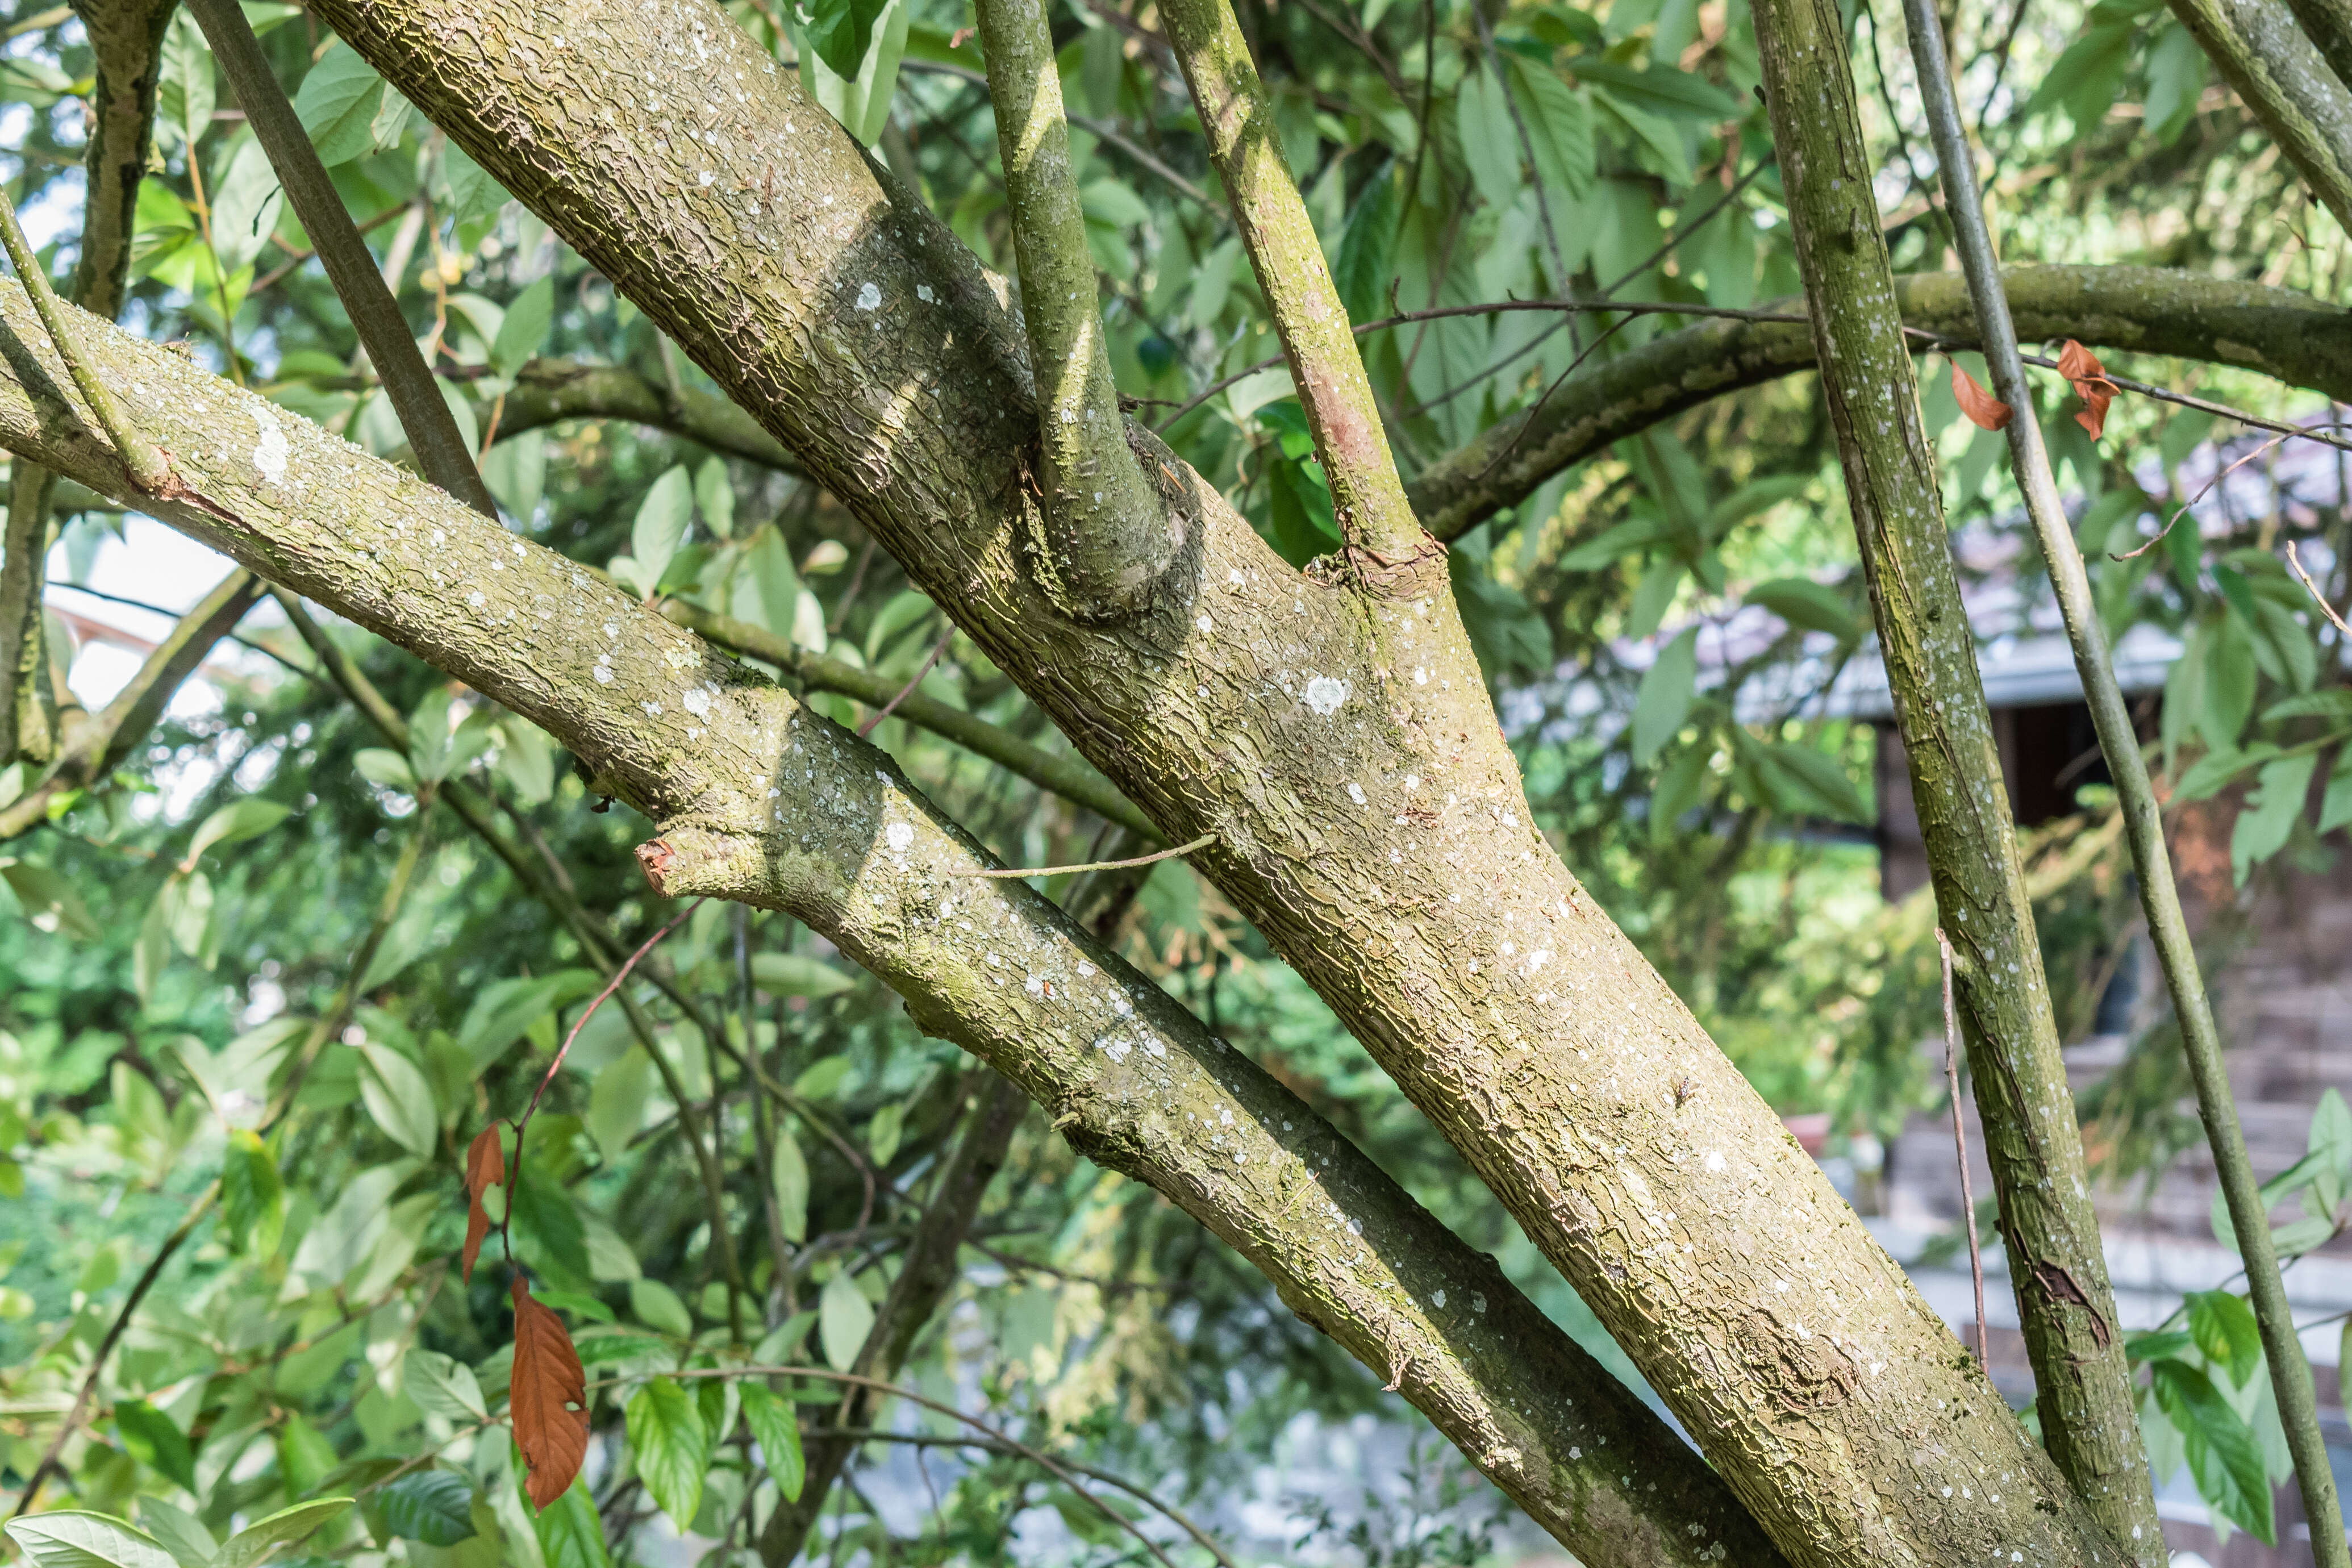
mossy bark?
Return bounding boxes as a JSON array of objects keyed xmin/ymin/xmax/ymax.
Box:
[
  {"xmin": 1752, "ymin": 0, "xmax": 2158, "ymax": 1556},
  {"xmin": 290, "ymin": 1, "xmax": 2134, "ymax": 1558},
  {"xmin": 0, "ymin": 276, "xmax": 1787, "ymax": 1568},
  {"xmin": 2168, "ymin": 0, "xmax": 2352, "ymax": 230},
  {"xmin": 1409, "ymin": 265, "xmax": 2352, "ymax": 540}
]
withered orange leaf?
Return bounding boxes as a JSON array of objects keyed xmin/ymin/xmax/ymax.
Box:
[
  {"xmin": 510, "ymin": 1277, "xmax": 589, "ymax": 1509},
  {"xmin": 1950, "ymin": 358, "xmax": 2013, "ymax": 432},
  {"xmin": 462, "ymin": 1125, "xmax": 505, "ymax": 1284},
  {"xmin": 2057, "ymin": 339, "xmax": 2117, "ymax": 440}
]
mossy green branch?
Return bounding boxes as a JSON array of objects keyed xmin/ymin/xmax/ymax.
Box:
[
  {"xmin": 1156, "ymin": 0, "xmax": 1426, "ymax": 570},
  {"xmin": 1409, "ymin": 265, "xmax": 2352, "ymax": 540},
  {"xmin": 1753, "ymin": 0, "xmax": 2159, "ymax": 1553},
  {"xmin": 973, "ymin": 0, "xmax": 1173, "ymax": 616}
]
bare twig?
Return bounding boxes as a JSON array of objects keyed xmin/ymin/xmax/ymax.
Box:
[
  {"xmin": 951, "ymin": 832, "xmax": 1215, "ymax": 880},
  {"xmin": 857, "ymin": 624, "xmax": 951, "ymax": 737},
  {"xmin": 2288, "ymin": 540, "xmax": 2352, "ymax": 635},
  {"xmin": 1936, "ymin": 929, "xmax": 1990, "ymax": 1370}
]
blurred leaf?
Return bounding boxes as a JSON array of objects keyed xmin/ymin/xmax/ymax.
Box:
[
  {"xmin": 531, "ymin": 1482, "xmax": 606, "ymax": 1568},
  {"xmin": 2228, "ymin": 752, "xmax": 2315, "ymax": 885},
  {"xmin": 376, "ymin": 1473, "xmax": 476, "ymax": 1546},
  {"xmin": 291, "ymin": 45, "xmax": 384, "ymax": 165},
  {"xmin": 2151, "ymin": 1360, "xmax": 2274, "ymax": 1544},
  {"xmin": 771, "ymin": 1128, "xmax": 810, "ymax": 1244},
  {"xmin": 739, "ymin": 1382, "xmax": 804, "ymax": 1502},
  {"xmin": 1630, "ymin": 628, "xmax": 1698, "ymax": 767},
  {"xmin": 751, "ymin": 953, "xmax": 855, "ymax": 999},
  {"xmin": 5, "ymin": 1513, "xmax": 178, "ymax": 1568},
  {"xmin": 1568, "ymin": 56, "xmax": 1744, "ymax": 120},
  {"xmin": 112, "ymin": 1400, "xmax": 194, "ymax": 1492},
  {"xmin": 629, "ymin": 1277, "xmax": 694, "ymax": 1338},
  {"xmin": 2, "ymin": 860, "xmax": 101, "ymax": 939},
  {"xmin": 630, "ymin": 467, "xmax": 694, "ymax": 594},
  {"xmin": 693, "ymin": 456, "xmax": 735, "ymax": 541},
  {"xmin": 404, "ymin": 1349, "xmax": 489, "ymax": 1423},
  {"xmin": 819, "ymin": 1270, "xmax": 874, "ymax": 1371},
  {"xmin": 1744, "ymin": 577, "xmax": 1859, "ymax": 640},
  {"xmin": 2186, "ymin": 1290, "xmax": 2263, "ymax": 1388},
  {"xmin": 623, "ymin": 1377, "xmax": 708, "ymax": 1529},
  {"xmin": 221, "ymin": 1128, "xmax": 285, "ymax": 1256},
  {"xmin": 186, "ymin": 797, "xmax": 291, "ymax": 863},
  {"xmin": 356, "ymin": 1040, "xmax": 439, "ymax": 1157}
]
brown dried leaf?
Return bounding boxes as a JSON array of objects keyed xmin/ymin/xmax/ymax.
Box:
[
  {"xmin": 1950, "ymin": 358, "xmax": 2013, "ymax": 432},
  {"xmin": 2057, "ymin": 339, "xmax": 2117, "ymax": 440},
  {"xmin": 462, "ymin": 1125, "xmax": 505, "ymax": 1284},
  {"xmin": 510, "ymin": 1277, "xmax": 589, "ymax": 1508}
]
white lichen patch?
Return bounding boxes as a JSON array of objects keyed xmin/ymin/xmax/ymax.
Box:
[
  {"xmin": 252, "ymin": 409, "xmax": 290, "ymax": 484},
  {"xmin": 855, "ymin": 282, "xmax": 882, "ymax": 310},
  {"xmin": 1302, "ymin": 675, "xmax": 1348, "ymax": 716},
  {"xmin": 885, "ymin": 820, "xmax": 915, "ymax": 852}
]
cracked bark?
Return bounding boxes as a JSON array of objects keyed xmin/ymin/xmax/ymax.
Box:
[
  {"xmin": 0, "ymin": 275, "xmax": 1787, "ymax": 1568},
  {"xmin": 1752, "ymin": 0, "xmax": 2155, "ymax": 1556},
  {"xmin": 1407, "ymin": 265, "xmax": 2352, "ymax": 541},
  {"xmin": 294, "ymin": 2, "xmax": 2131, "ymax": 1557}
]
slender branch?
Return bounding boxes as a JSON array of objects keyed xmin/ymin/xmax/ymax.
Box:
[
  {"xmin": 1753, "ymin": 0, "xmax": 2162, "ymax": 1549},
  {"xmin": 1156, "ymin": 0, "xmax": 1426, "ymax": 569},
  {"xmin": 1904, "ymin": 1, "xmax": 2347, "ymax": 1556},
  {"xmin": 951, "ymin": 832, "xmax": 1215, "ymax": 879},
  {"xmin": 973, "ymin": 0, "xmax": 1172, "ymax": 615},
  {"xmin": 185, "ymin": 0, "xmax": 498, "ymax": 517},
  {"xmin": 1937, "ymin": 929, "xmax": 1989, "ymax": 1370},
  {"xmin": 0, "ymin": 186, "xmax": 168, "ymax": 492},
  {"xmin": 856, "ymin": 624, "xmax": 950, "ymax": 737}
]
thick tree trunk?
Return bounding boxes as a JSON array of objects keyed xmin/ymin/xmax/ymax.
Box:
[
  {"xmin": 1408, "ymin": 266, "xmax": 2352, "ymax": 540},
  {"xmin": 294, "ymin": 3, "xmax": 2130, "ymax": 1560},
  {"xmin": 0, "ymin": 277, "xmax": 1787, "ymax": 1568}
]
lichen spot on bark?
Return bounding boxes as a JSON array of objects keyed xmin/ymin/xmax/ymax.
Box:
[{"xmin": 1303, "ymin": 675, "xmax": 1348, "ymax": 715}]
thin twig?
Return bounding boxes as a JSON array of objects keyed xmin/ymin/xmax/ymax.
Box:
[
  {"xmin": 2288, "ymin": 540, "xmax": 2352, "ymax": 636},
  {"xmin": 857, "ymin": 624, "xmax": 951, "ymax": 737},
  {"xmin": 1936, "ymin": 929, "xmax": 1990, "ymax": 1370},
  {"xmin": 952, "ymin": 832, "xmax": 1213, "ymax": 879}
]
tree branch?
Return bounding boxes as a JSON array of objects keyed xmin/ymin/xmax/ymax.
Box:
[
  {"xmin": 490, "ymin": 359, "xmax": 801, "ymax": 472},
  {"xmin": 1753, "ymin": 0, "xmax": 2158, "ymax": 1554},
  {"xmin": 0, "ymin": 277, "xmax": 1784, "ymax": 1568},
  {"xmin": 1406, "ymin": 265, "xmax": 2352, "ymax": 540},
  {"xmin": 1156, "ymin": 0, "xmax": 1426, "ymax": 570},
  {"xmin": 2283, "ymin": 0, "xmax": 2352, "ymax": 94},
  {"xmin": 2168, "ymin": 0, "xmax": 2352, "ymax": 231},
  {"xmin": 186, "ymin": 0, "xmax": 498, "ymax": 516},
  {"xmin": 1904, "ymin": 2, "xmax": 2349, "ymax": 1556},
  {"xmin": 974, "ymin": 0, "xmax": 1175, "ymax": 616}
]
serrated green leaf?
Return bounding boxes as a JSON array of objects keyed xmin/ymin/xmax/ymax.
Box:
[
  {"xmin": 624, "ymin": 1377, "xmax": 708, "ymax": 1530},
  {"xmin": 376, "ymin": 1471, "xmax": 476, "ymax": 1546},
  {"xmin": 739, "ymin": 1382, "xmax": 804, "ymax": 1501}
]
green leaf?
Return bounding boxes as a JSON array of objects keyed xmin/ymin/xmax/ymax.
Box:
[
  {"xmin": 693, "ymin": 456, "xmax": 735, "ymax": 541},
  {"xmin": 1330, "ymin": 167, "xmax": 1398, "ymax": 324},
  {"xmin": 186, "ymin": 796, "xmax": 291, "ymax": 862},
  {"xmin": 210, "ymin": 136, "xmax": 284, "ymax": 274},
  {"xmin": 290, "ymin": 45, "xmax": 384, "ymax": 166},
  {"xmin": 2202, "ymin": 618, "xmax": 2257, "ymax": 752},
  {"xmin": 1744, "ymin": 577, "xmax": 1859, "ymax": 641},
  {"xmin": 492, "ymin": 277, "xmax": 555, "ymax": 382},
  {"xmin": 6, "ymin": 1514, "xmax": 179, "ymax": 1568},
  {"xmin": 222, "ymin": 1128, "xmax": 285, "ymax": 1256},
  {"xmin": 2, "ymin": 860, "xmax": 101, "ymax": 939},
  {"xmin": 356, "ymin": 1041, "xmax": 440, "ymax": 1157},
  {"xmin": 624, "ymin": 1377, "xmax": 709, "ymax": 1531},
  {"xmin": 214, "ymin": 1500, "xmax": 352, "ymax": 1568},
  {"xmin": 868, "ymin": 1101, "xmax": 905, "ymax": 1166},
  {"xmin": 1763, "ymin": 741, "xmax": 1870, "ymax": 823},
  {"xmin": 1567, "ymin": 56, "xmax": 1744, "ymax": 120},
  {"xmin": 113, "ymin": 1400, "xmax": 195, "ymax": 1492},
  {"xmin": 376, "ymin": 1471, "xmax": 476, "ymax": 1546},
  {"xmin": 457, "ymin": 971, "xmax": 602, "ymax": 1073},
  {"xmin": 585, "ymin": 1045, "xmax": 654, "ymax": 1162},
  {"xmin": 629, "ymin": 1277, "xmax": 695, "ymax": 1338},
  {"xmin": 2151, "ymin": 1360, "xmax": 2274, "ymax": 1544},
  {"xmin": 1630, "ymin": 628, "xmax": 1698, "ymax": 767},
  {"xmin": 2229, "ymin": 752, "xmax": 2316, "ymax": 885},
  {"xmin": 1504, "ymin": 59, "xmax": 1594, "ymax": 205},
  {"xmin": 1454, "ymin": 65, "xmax": 1521, "ymax": 210},
  {"xmin": 157, "ymin": 15, "xmax": 215, "ymax": 153},
  {"xmin": 353, "ymin": 747, "xmax": 418, "ymax": 791},
  {"xmin": 2186, "ymin": 1291, "xmax": 2263, "ymax": 1388},
  {"xmin": 794, "ymin": 1054, "xmax": 853, "ymax": 1100},
  {"xmin": 739, "ymin": 1382, "xmax": 804, "ymax": 1502},
  {"xmin": 1649, "ymin": 743, "xmax": 1711, "ymax": 843},
  {"xmin": 2174, "ymin": 743, "xmax": 2275, "ymax": 803},
  {"xmin": 531, "ymin": 1481, "xmax": 607, "ymax": 1568},
  {"xmin": 819, "ymin": 1270, "xmax": 874, "ymax": 1371},
  {"xmin": 437, "ymin": 141, "xmax": 505, "ymax": 229},
  {"xmin": 2308, "ymin": 1086, "xmax": 2350, "ymax": 1217},
  {"xmin": 1556, "ymin": 515, "xmax": 1670, "ymax": 573},
  {"xmin": 161, "ymin": 870, "xmax": 216, "ymax": 964},
  {"xmin": 630, "ymin": 466, "xmax": 694, "ymax": 594},
  {"xmin": 807, "ymin": 0, "xmax": 890, "ymax": 78},
  {"xmin": 404, "ymin": 1348, "xmax": 489, "ymax": 1423},
  {"xmin": 750, "ymin": 953, "xmax": 855, "ymax": 999},
  {"xmin": 133, "ymin": 1503, "xmax": 214, "ymax": 1568},
  {"xmin": 772, "ymin": 1128, "xmax": 810, "ymax": 1244}
]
